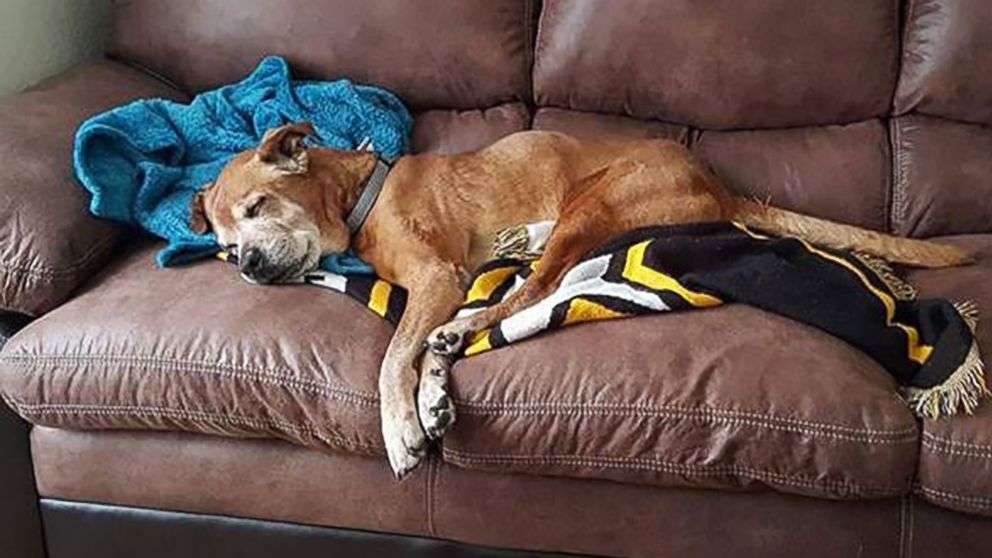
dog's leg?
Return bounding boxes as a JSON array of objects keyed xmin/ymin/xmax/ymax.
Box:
[
  {"xmin": 427, "ymin": 199, "xmax": 618, "ymax": 356},
  {"xmin": 379, "ymin": 264, "xmax": 463, "ymax": 478},
  {"xmin": 418, "ymin": 349, "xmax": 456, "ymax": 440}
]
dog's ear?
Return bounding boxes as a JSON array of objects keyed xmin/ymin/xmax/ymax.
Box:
[
  {"xmin": 257, "ymin": 122, "xmax": 316, "ymax": 174},
  {"xmin": 189, "ymin": 184, "xmax": 212, "ymax": 234}
]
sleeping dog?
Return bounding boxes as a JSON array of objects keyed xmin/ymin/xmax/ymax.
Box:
[{"xmin": 190, "ymin": 123, "xmax": 972, "ymax": 478}]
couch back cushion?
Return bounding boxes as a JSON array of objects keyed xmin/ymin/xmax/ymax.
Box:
[
  {"xmin": 530, "ymin": 0, "xmax": 902, "ymax": 232},
  {"xmin": 533, "ymin": 0, "xmax": 899, "ymax": 130},
  {"xmin": 891, "ymin": 0, "xmax": 992, "ymax": 237},
  {"xmin": 109, "ymin": 0, "xmax": 536, "ymax": 110},
  {"xmin": 896, "ymin": 0, "xmax": 992, "ymax": 126}
]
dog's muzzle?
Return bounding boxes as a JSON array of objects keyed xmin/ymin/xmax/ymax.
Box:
[{"xmin": 239, "ymin": 247, "xmax": 279, "ymax": 284}]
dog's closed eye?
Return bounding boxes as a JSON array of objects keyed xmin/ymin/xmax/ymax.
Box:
[{"xmin": 244, "ymin": 196, "xmax": 267, "ymax": 219}]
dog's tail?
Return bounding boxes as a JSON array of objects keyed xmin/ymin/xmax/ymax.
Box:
[{"xmin": 731, "ymin": 199, "xmax": 974, "ymax": 268}]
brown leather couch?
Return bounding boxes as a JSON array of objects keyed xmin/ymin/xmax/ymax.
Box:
[{"xmin": 2, "ymin": 1, "xmax": 991, "ymax": 557}]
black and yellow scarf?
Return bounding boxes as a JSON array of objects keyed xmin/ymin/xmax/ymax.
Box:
[{"xmin": 221, "ymin": 222, "xmax": 985, "ymax": 419}]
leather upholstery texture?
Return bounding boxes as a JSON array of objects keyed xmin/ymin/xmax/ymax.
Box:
[
  {"xmin": 412, "ymin": 104, "xmax": 531, "ymax": 155},
  {"xmin": 109, "ymin": 0, "xmax": 538, "ymax": 110},
  {"xmin": 32, "ymin": 428, "xmax": 992, "ymax": 558},
  {"xmin": 533, "ymin": 0, "xmax": 899, "ymax": 129},
  {"xmin": 30, "ymin": 428, "xmax": 908, "ymax": 558},
  {"xmin": 0, "ymin": 62, "xmax": 187, "ymax": 316},
  {"xmin": 692, "ymin": 120, "xmax": 892, "ymax": 231},
  {"xmin": 890, "ymin": 115, "xmax": 992, "ymax": 237},
  {"xmin": 444, "ymin": 305, "xmax": 917, "ymax": 499},
  {"xmin": 2, "ymin": 242, "xmax": 393, "ymax": 457},
  {"xmin": 895, "ymin": 0, "xmax": 992, "ymax": 125}
]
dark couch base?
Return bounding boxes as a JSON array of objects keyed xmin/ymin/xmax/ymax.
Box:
[
  {"xmin": 0, "ymin": 311, "xmax": 32, "ymax": 348},
  {"xmin": 0, "ymin": 399, "xmax": 44, "ymax": 558},
  {"xmin": 38, "ymin": 496, "xmax": 992, "ymax": 558},
  {"xmin": 40, "ymin": 500, "xmax": 590, "ymax": 558}
]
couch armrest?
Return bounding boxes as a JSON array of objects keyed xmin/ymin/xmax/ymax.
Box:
[{"xmin": 0, "ymin": 60, "xmax": 188, "ymax": 317}]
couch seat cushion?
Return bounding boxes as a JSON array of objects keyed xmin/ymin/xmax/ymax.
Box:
[
  {"xmin": 445, "ymin": 303, "xmax": 921, "ymax": 500},
  {"xmin": 4, "ymin": 238, "xmax": 921, "ymax": 499},
  {"xmin": 0, "ymin": 242, "xmax": 392, "ymax": 454},
  {"xmin": 908, "ymin": 235, "xmax": 992, "ymax": 515},
  {"xmin": 3, "ymin": 240, "xmax": 928, "ymax": 500}
]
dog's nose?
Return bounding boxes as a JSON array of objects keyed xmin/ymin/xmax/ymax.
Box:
[{"xmin": 239, "ymin": 247, "xmax": 265, "ymax": 278}]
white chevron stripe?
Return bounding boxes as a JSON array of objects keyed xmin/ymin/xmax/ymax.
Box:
[
  {"xmin": 499, "ymin": 254, "xmax": 670, "ymax": 343},
  {"xmin": 303, "ymin": 271, "xmax": 347, "ymax": 292}
]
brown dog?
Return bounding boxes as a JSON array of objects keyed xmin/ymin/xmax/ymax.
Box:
[{"xmin": 191, "ymin": 123, "xmax": 972, "ymax": 477}]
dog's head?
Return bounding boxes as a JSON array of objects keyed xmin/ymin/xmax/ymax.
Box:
[{"xmin": 190, "ymin": 122, "xmax": 373, "ymax": 283}]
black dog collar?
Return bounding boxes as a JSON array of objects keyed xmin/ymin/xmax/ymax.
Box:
[{"xmin": 345, "ymin": 155, "xmax": 393, "ymax": 235}]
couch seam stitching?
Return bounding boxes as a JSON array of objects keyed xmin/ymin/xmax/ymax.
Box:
[
  {"xmin": 921, "ymin": 444, "xmax": 992, "ymax": 459},
  {"xmin": 0, "ymin": 234, "xmax": 118, "ymax": 279},
  {"xmin": 0, "ymin": 264, "xmax": 79, "ymax": 283},
  {"xmin": 522, "ymin": 0, "xmax": 533, "ymax": 106},
  {"xmin": 104, "ymin": 55, "xmax": 192, "ymax": 97},
  {"xmin": 426, "ymin": 455, "xmax": 438, "ymax": 538},
  {"xmin": 7, "ymin": 400, "xmax": 383, "ymax": 453},
  {"xmin": 921, "ymin": 432, "xmax": 992, "ymax": 458},
  {"xmin": 0, "ymin": 353, "xmax": 377, "ymax": 405},
  {"xmin": 443, "ymin": 448, "xmax": 905, "ymax": 497},
  {"xmin": 906, "ymin": 493, "xmax": 914, "ymax": 558},
  {"xmin": 455, "ymin": 400, "xmax": 916, "ymax": 441},
  {"xmin": 887, "ymin": 0, "xmax": 908, "ymax": 233},
  {"xmin": 890, "ymin": 116, "xmax": 908, "ymax": 235},
  {"xmin": 899, "ymin": 494, "xmax": 907, "ymax": 558},
  {"xmin": 917, "ymin": 486, "xmax": 992, "ymax": 509}
]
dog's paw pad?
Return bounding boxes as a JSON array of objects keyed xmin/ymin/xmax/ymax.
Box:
[
  {"xmin": 419, "ymin": 371, "xmax": 456, "ymax": 441},
  {"xmin": 424, "ymin": 409, "xmax": 454, "ymax": 440},
  {"xmin": 429, "ymin": 395, "xmax": 452, "ymax": 416},
  {"xmin": 427, "ymin": 328, "xmax": 466, "ymax": 356},
  {"xmin": 406, "ymin": 438, "xmax": 427, "ymax": 457},
  {"xmin": 425, "ymin": 410, "xmax": 453, "ymax": 440}
]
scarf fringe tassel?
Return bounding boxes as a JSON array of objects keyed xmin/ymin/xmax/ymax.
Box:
[{"xmin": 904, "ymin": 300, "xmax": 988, "ymax": 419}]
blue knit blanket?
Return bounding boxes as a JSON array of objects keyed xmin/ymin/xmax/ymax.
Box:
[{"xmin": 74, "ymin": 56, "xmax": 412, "ymax": 274}]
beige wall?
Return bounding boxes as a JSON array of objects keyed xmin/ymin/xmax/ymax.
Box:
[{"xmin": 0, "ymin": 0, "xmax": 111, "ymax": 98}]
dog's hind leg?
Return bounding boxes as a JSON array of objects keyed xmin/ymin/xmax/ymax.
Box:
[{"xmin": 379, "ymin": 262, "xmax": 464, "ymax": 478}]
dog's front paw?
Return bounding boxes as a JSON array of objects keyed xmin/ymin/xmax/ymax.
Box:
[
  {"xmin": 418, "ymin": 354, "xmax": 456, "ymax": 440},
  {"xmin": 426, "ymin": 321, "xmax": 471, "ymax": 356},
  {"xmin": 382, "ymin": 411, "xmax": 427, "ymax": 479}
]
